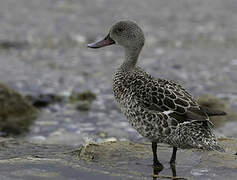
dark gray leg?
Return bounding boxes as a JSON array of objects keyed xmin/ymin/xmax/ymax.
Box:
[
  {"xmin": 152, "ymin": 142, "xmax": 163, "ymax": 178},
  {"xmin": 170, "ymin": 163, "xmax": 177, "ymax": 177},
  {"xmin": 152, "ymin": 142, "xmax": 163, "ymax": 166},
  {"xmin": 170, "ymin": 147, "xmax": 177, "ymax": 164}
]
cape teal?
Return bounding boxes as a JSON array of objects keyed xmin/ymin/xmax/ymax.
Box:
[{"xmin": 88, "ymin": 20, "xmax": 226, "ymax": 166}]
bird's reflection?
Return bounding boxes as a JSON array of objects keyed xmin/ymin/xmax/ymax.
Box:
[
  {"xmin": 153, "ymin": 164, "xmax": 163, "ymax": 179},
  {"xmin": 153, "ymin": 163, "xmax": 186, "ymax": 180}
]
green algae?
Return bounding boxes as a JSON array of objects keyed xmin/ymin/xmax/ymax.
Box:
[
  {"xmin": 69, "ymin": 91, "xmax": 96, "ymax": 111},
  {"xmin": 0, "ymin": 83, "xmax": 37, "ymax": 135},
  {"xmin": 69, "ymin": 91, "xmax": 96, "ymax": 102},
  {"xmin": 198, "ymin": 95, "xmax": 228, "ymax": 127}
]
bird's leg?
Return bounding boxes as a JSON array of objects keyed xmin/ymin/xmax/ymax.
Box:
[
  {"xmin": 169, "ymin": 147, "xmax": 177, "ymax": 164},
  {"xmin": 152, "ymin": 142, "xmax": 163, "ymax": 178},
  {"xmin": 170, "ymin": 163, "xmax": 177, "ymax": 177},
  {"xmin": 153, "ymin": 166, "xmax": 163, "ymax": 180},
  {"xmin": 152, "ymin": 142, "xmax": 163, "ymax": 167}
]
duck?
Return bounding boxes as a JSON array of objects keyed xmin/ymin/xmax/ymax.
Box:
[{"xmin": 88, "ymin": 20, "xmax": 226, "ymax": 167}]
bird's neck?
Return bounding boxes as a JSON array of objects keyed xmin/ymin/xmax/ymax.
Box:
[{"xmin": 121, "ymin": 47, "xmax": 142, "ymax": 71}]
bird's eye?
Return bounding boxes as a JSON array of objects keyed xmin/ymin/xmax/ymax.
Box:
[{"xmin": 116, "ymin": 27, "xmax": 124, "ymax": 33}]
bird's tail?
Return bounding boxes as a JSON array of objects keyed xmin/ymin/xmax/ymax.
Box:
[
  {"xmin": 198, "ymin": 138, "xmax": 225, "ymax": 152},
  {"xmin": 179, "ymin": 121, "xmax": 225, "ymax": 152},
  {"xmin": 200, "ymin": 106, "xmax": 226, "ymax": 116}
]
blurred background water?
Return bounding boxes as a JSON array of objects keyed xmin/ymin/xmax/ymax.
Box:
[{"xmin": 0, "ymin": 0, "xmax": 236, "ymax": 146}]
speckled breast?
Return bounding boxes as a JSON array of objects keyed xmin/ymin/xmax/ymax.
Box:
[{"xmin": 112, "ymin": 69, "xmax": 165, "ymax": 142}]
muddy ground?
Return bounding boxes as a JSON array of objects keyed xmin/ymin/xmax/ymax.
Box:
[{"xmin": 0, "ymin": 138, "xmax": 236, "ymax": 180}]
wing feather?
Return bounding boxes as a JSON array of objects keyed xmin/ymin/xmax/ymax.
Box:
[{"xmin": 133, "ymin": 78, "xmax": 212, "ymax": 124}]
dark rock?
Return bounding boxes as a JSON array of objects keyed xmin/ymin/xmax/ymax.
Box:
[
  {"xmin": 75, "ymin": 101, "xmax": 92, "ymax": 111},
  {"xmin": 0, "ymin": 83, "xmax": 37, "ymax": 135},
  {"xmin": 0, "ymin": 40, "xmax": 28, "ymax": 50},
  {"xmin": 26, "ymin": 94, "xmax": 64, "ymax": 108}
]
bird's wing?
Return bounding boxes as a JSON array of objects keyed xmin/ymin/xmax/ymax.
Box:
[{"xmin": 133, "ymin": 78, "xmax": 212, "ymax": 125}]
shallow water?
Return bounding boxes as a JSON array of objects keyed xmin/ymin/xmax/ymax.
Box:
[
  {"xmin": 0, "ymin": 0, "xmax": 236, "ymax": 146},
  {"xmin": 1, "ymin": 139, "xmax": 236, "ymax": 180}
]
